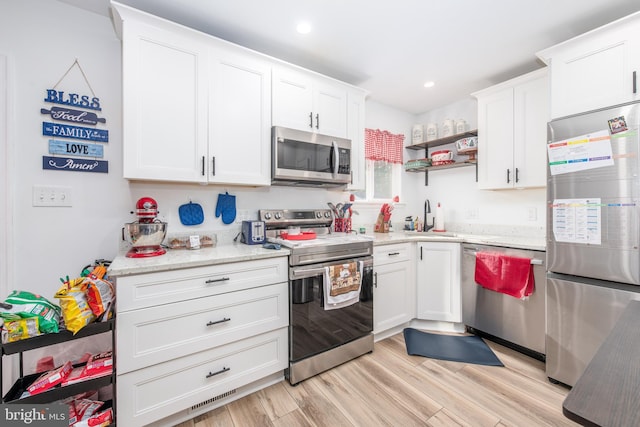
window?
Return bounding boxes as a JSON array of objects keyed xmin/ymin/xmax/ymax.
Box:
[{"xmin": 354, "ymin": 129, "xmax": 404, "ymax": 201}]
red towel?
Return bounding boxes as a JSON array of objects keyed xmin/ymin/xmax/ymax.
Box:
[{"xmin": 474, "ymin": 252, "xmax": 535, "ymax": 299}]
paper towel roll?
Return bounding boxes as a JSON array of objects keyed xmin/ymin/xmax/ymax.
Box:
[{"xmin": 434, "ymin": 202, "xmax": 445, "ymax": 231}]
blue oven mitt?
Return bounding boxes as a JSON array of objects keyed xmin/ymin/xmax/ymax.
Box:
[{"xmin": 215, "ymin": 191, "xmax": 236, "ymax": 224}]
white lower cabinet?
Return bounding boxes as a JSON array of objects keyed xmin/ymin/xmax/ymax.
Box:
[
  {"xmin": 112, "ymin": 256, "xmax": 289, "ymax": 426},
  {"xmin": 373, "ymin": 243, "xmax": 415, "ymax": 333},
  {"xmin": 416, "ymin": 242, "xmax": 462, "ymax": 322}
]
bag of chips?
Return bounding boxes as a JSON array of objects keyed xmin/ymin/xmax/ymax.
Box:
[
  {"xmin": 0, "ymin": 290, "xmax": 61, "ymax": 334},
  {"xmin": 55, "ymin": 278, "xmax": 96, "ymax": 334}
]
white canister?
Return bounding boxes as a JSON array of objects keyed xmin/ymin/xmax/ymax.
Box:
[
  {"xmin": 455, "ymin": 119, "xmax": 466, "ymax": 134},
  {"xmin": 412, "ymin": 124, "xmax": 424, "ymax": 144},
  {"xmin": 442, "ymin": 119, "xmax": 454, "ymax": 138},
  {"xmin": 426, "ymin": 123, "xmax": 438, "ymax": 141}
]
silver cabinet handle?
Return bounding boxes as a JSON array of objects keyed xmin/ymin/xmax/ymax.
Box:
[
  {"xmin": 309, "ymin": 112, "xmax": 313, "ymax": 128},
  {"xmin": 205, "ymin": 277, "xmax": 230, "ymax": 284},
  {"xmin": 206, "ymin": 317, "xmax": 231, "ymax": 326},
  {"xmin": 315, "ymin": 113, "xmax": 319, "ymax": 129},
  {"xmin": 205, "ymin": 366, "xmax": 230, "ymax": 378},
  {"xmin": 374, "ymin": 272, "xmax": 378, "ymax": 288}
]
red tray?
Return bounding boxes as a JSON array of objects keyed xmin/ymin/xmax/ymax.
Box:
[{"xmin": 280, "ymin": 231, "xmax": 317, "ymax": 240}]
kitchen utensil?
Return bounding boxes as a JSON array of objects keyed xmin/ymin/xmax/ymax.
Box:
[
  {"xmin": 125, "ymin": 197, "xmax": 167, "ymax": 258},
  {"xmin": 335, "ymin": 203, "xmax": 344, "ymax": 217},
  {"xmin": 328, "ymin": 202, "xmax": 340, "ymax": 217},
  {"xmin": 178, "ymin": 201, "xmax": 204, "ymax": 226}
]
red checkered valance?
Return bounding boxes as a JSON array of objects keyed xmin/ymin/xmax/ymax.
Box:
[{"xmin": 364, "ymin": 128, "xmax": 404, "ymax": 164}]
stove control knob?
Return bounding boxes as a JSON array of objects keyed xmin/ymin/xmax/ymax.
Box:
[
  {"xmin": 324, "ymin": 211, "xmax": 331, "ymax": 218},
  {"xmin": 264, "ymin": 212, "xmax": 271, "ymax": 220},
  {"xmin": 274, "ymin": 212, "xmax": 282, "ymax": 220},
  {"xmin": 316, "ymin": 211, "xmax": 322, "ymax": 219}
]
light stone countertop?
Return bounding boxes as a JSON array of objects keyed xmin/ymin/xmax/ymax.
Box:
[
  {"xmin": 108, "ymin": 243, "xmax": 290, "ymax": 277},
  {"xmin": 109, "ymin": 230, "xmax": 545, "ymax": 277},
  {"xmin": 372, "ymin": 231, "xmax": 546, "ymax": 251}
]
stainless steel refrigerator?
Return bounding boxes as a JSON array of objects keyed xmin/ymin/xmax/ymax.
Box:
[{"xmin": 546, "ymin": 100, "xmax": 640, "ymax": 387}]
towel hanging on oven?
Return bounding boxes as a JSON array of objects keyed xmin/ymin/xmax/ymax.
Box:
[{"xmin": 323, "ymin": 261, "xmax": 363, "ymax": 310}]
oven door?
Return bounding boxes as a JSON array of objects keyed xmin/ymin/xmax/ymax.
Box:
[
  {"xmin": 272, "ymin": 126, "xmax": 351, "ymax": 185},
  {"xmin": 289, "ymin": 256, "xmax": 373, "ymax": 363}
]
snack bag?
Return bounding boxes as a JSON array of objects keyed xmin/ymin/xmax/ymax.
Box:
[
  {"xmin": 55, "ymin": 278, "xmax": 96, "ymax": 334},
  {"xmin": 26, "ymin": 360, "xmax": 73, "ymax": 395},
  {"xmin": 4, "ymin": 317, "xmax": 40, "ymax": 342},
  {"xmin": 0, "ymin": 290, "xmax": 61, "ymax": 334}
]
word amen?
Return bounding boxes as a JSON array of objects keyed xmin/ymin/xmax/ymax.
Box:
[
  {"xmin": 44, "ymin": 89, "xmax": 101, "ymax": 111},
  {"xmin": 50, "ymin": 158, "xmax": 99, "ymax": 170}
]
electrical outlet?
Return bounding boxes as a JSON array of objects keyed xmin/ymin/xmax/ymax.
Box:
[
  {"xmin": 466, "ymin": 208, "xmax": 479, "ymax": 220},
  {"xmin": 527, "ymin": 207, "xmax": 537, "ymax": 221},
  {"xmin": 32, "ymin": 185, "xmax": 72, "ymax": 207}
]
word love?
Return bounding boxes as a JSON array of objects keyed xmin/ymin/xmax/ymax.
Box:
[
  {"xmin": 43, "ymin": 156, "xmax": 108, "ymax": 173},
  {"xmin": 44, "ymin": 89, "xmax": 101, "ymax": 111},
  {"xmin": 48, "ymin": 140, "xmax": 104, "ymax": 158}
]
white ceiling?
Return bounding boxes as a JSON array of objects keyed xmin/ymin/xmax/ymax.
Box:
[{"xmin": 62, "ymin": 0, "xmax": 640, "ymax": 115}]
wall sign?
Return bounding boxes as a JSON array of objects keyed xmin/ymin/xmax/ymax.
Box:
[
  {"xmin": 41, "ymin": 59, "xmax": 109, "ymax": 174},
  {"xmin": 48, "ymin": 140, "xmax": 104, "ymax": 158},
  {"xmin": 42, "ymin": 121, "xmax": 108, "ymax": 142},
  {"xmin": 43, "ymin": 156, "xmax": 108, "ymax": 173}
]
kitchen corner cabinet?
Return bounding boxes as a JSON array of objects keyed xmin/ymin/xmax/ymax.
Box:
[
  {"xmin": 373, "ymin": 244, "xmax": 415, "ymax": 333},
  {"xmin": 537, "ymin": 11, "xmax": 640, "ymax": 119},
  {"xmin": 113, "ymin": 3, "xmax": 271, "ymax": 186},
  {"xmin": 416, "ymin": 242, "xmax": 461, "ymax": 322},
  {"xmin": 1, "ymin": 320, "xmax": 115, "ymax": 405},
  {"xmin": 473, "ymin": 68, "xmax": 548, "ymax": 190},
  {"xmin": 111, "ymin": 256, "xmax": 288, "ymax": 426},
  {"xmin": 272, "ymin": 66, "xmax": 348, "ymax": 138},
  {"xmin": 347, "ymin": 88, "xmax": 366, "ymax": 190}
]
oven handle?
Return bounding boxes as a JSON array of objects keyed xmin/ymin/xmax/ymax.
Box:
[{"xmin": 291, "ymin": 257, "xmax": 373, "ymax": 280}]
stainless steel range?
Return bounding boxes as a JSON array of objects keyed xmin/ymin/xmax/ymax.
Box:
[{"xmin": 259, "ymin": 209, "xmax": 374, "ymax": 385}]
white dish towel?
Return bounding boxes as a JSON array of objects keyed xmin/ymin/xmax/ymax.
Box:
[{"xmin": 323, "ymin": 261, "xmax": 363, "ymax": 311}]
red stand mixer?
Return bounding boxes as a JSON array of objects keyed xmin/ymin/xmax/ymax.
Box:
[{"xmin": 124, "ymin": 197, "xmax": 168, "ymax": 258}]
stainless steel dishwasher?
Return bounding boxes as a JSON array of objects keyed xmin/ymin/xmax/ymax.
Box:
[{"xmin": 461, "ymin": 243, "xmax": 546, "ymax": 359}]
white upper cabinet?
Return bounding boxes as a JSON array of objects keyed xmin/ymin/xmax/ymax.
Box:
[
  {"xmin": 117, "ymin": 5, "xmax": 210, "ymax": 183},
  {"xmin": 473, "ymin": 68, "xmax": 548, "ymax": 190},
  {"xmin": 208, "ymin": 47, "xmax": 271, "ymax": 186},
  {"xmin": 537, "ymin": 12, "xmax": 640, "ymax": 118},
  {"xmin": 272, "ymin": 66, "xmax": 348, "ymax": 138},
  {"xmin": 114, "ymin": 3, "xmax": 271, "ymax": 186},
  {"xmin": 347, "ymin": 88, "xmax": 366, "ymax": 190}
]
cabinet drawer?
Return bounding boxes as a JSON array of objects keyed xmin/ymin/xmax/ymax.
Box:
[
  {"xmin": 117, "ymin": 282, "xmax": 288, "ymax": 373},
  {"xmin": 115, "ymin": 256, "xmax": 287, "ymax": 311},
  {"xmin": 117, "ymin": 327, "xmax": 288, "ymax": 427},
  {"xmin": 374, "ymin": 243, "xmax": 412, "ymax": 264}
]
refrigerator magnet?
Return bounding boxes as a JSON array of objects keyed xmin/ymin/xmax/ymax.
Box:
[{"xmin": 608, "ymin": 116, "xmax": 628, "ymax": 134}]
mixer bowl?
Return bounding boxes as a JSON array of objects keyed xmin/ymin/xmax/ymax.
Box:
[{"xmin": 125, "ymin": 222, "xmax": 167, "ymax": 248}]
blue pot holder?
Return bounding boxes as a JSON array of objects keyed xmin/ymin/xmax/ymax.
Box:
[
  {"xmin": 179, "ymin": 201, "xmax": 204, "ymax": 226},
  {"xmin": 215, "ymin": 192, "xmax": 236, "ymax": 225}
]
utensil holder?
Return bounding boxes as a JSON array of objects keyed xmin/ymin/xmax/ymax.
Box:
[{"xmin": 334, "ymin": 218, "xmax": 352, "ymax": 233}]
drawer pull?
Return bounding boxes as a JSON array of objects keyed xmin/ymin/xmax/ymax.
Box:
[
  {"xmin": 205, "ymin": 277, "xmax": 230, "ymax": 284},
  {"xmin": 205, "ymin": 366, "xmax": 230, "ymax": 379},
  {"xmin": 388, "ymin": 252, "xmax": 400, "ymax": 256},
  {"xmin": 206, "ymin": 317, "xmax": 231, "ymax": 326}
]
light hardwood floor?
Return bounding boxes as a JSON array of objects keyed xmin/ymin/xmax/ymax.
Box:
[{"xmin": 175, "ymin": 332, "xmax": 577, "ymax": 427}]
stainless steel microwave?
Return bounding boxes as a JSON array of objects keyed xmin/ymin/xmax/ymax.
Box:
[{"xmin": 272, "ymin": 126, "xmax": 351, "ymax": 187}]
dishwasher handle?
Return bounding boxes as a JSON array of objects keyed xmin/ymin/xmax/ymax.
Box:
[{"xmin": 463, "ymin": 247, "xmax": 543, "ymax": 265}]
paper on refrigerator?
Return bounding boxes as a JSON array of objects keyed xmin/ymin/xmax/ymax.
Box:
[
  {"xmin": 547, "ymin": 129, "xmax": 614, "ymax": 175},
  {"xmin": 552, "ymin": 198, "xmax": 601, "ymax": 245}
]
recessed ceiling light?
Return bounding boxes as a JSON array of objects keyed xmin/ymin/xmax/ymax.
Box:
[
  {"xmin": 424, "ymin": 81, "xmax": 435, "ymax": 88},
  {"xmin": 296, "ymin": 22, "xmax": 312, "ymax": 34}
]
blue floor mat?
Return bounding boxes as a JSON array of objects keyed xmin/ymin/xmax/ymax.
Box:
[{"xmin": 403, "ymin": 328, "xmax": 504, "ymax": 367}]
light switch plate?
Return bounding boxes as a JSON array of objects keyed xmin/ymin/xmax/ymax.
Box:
[{"xmin": 32, "ymin": 185, "xmax": 72, "ymax": 207}]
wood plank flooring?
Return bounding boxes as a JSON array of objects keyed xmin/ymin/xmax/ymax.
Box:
[{"xmin": 175, "ymin": 332, "xmax": 577, "ymax": 427}]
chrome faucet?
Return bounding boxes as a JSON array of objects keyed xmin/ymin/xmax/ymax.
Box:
[{"xmin": 423, "ymin": 199, "xmax": 435, "ymax": 232}]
